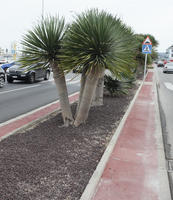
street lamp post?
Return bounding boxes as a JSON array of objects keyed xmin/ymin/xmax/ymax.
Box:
[{"xmin": 42, "ymin": 0, "xmax": 44, "ymax": 20}]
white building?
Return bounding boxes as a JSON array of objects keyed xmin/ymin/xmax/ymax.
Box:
[{"xmin": 166, "ymin": 45, "xmax": 173, "ymax": 60}]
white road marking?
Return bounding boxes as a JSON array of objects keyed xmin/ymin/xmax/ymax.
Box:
[
  {"xmin": 0, "ymin": 84, "xmax": 41, "ymax": 94},
  {"xmin": 164, "ymin": 82, "xmax": 173, "ymax": 91}
]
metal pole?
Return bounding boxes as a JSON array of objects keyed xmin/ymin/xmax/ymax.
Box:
[
  {"xmin": 144, "ymin": 53, "xmax": 147, "ymax": 81},
  {"xmin": 42, "ymin": 0, "xmax": 44, "ymax": 20}
]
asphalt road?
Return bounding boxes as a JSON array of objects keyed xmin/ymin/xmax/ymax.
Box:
[
  {"xmin": 155, "ymin": 65, "xmax": 173, "ymax": 196},
  {"xmin": 156, "ymin": 66, "xmax": 173, "ymax": 159},
  {"xmin": 0, "ymin": 72, "xmax": 80, "ymax": 123}
]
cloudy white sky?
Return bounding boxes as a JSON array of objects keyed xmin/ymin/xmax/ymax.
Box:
[{"xmin": 0, "ymin": 0, "xmax": 173, "ymax": 52}]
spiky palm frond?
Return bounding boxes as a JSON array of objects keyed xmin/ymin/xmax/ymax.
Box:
[
  {"xmin": 61, "ymin": 9, "xmax": 137, "ymax": 76},
  {"xmin": 104, "ymin": 75, "xmax": 133, "ymax": 96},
  {"xmin": 19, "ymin": 16, "xmax": 66, "ymax": 69}
]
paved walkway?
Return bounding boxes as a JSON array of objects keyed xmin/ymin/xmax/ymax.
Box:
[{"xmin": 81, "ymin": 70, "xmax": 171, "ymax": 200}]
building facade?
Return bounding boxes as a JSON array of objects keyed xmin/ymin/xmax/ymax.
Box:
[{"xmin": 166, "ymin": 45, "xmax": 173, "ymax": 60}]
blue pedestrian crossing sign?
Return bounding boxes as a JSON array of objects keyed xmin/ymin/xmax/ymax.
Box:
[
  {"xmin": 142, "ymin": 36, "xmax": 152, "ymax": 54},
  {"xmin": 142, "ymin": 44, "xmax": 152, "ymax": 54}
]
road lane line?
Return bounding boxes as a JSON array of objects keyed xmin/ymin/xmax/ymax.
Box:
[
  {"xmin": 0, "ymin": 84, "xmax": 41, "ymax": 94},
  {"xmin": 164, "ymin": 82, "xmax": 173, "ymax": 91}
]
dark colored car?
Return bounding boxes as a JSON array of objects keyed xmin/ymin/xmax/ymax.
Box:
[
  {"xmin": 0, "ymin": 67, "xmax": 5, "ymax": 88},
  {"xmin": 6, "ymin": 63, "xmax": 50, "ymax": 83}
]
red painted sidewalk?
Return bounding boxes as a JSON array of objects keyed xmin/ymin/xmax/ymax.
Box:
[{"xmin": 90, "ymin": 71, "xmax": 169, "ymax": 200}]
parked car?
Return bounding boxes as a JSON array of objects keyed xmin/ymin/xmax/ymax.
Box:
[
  {"xmin": 157, "ymin": 61, "xmax": 164, "ymax": 67},
  {"xmin": 6, "ymin": 63, "xmax": 50, "ymax": 83},
  {"xmin": 0, "ymin": 67, "xmax": 5, "ymax": 88},
  {"xmin": 1, "ymin": 61, "xmax": 15, "ymax": 72},
  {"xmin": 163, "ymin": 62, "xmax": 173, "ymax": 73}
]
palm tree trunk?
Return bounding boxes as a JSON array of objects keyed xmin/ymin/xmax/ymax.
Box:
[
  {"xmin": 51, "ymin": 63, "xmax": 73, "ymax": 126},
  {"xmin": 75, "ymin": 71, "xmax": 86, "ymax": 116},
  {"xmin": 91, "ymin": 69, "xmax": 105, "ymax": 106},
  {"xmin": 74, "ymin": 67, "xmax": 105, "ymax": 127}
]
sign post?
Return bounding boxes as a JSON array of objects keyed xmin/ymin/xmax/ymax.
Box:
[
  {"xmin": 144, "ymin": 54, "xmax": 147, "ymax": 79},
  {"xmin": 142, "ymin": 36, "xmax": 152, "ymax": 81}
]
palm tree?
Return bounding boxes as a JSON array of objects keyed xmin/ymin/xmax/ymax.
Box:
[
  {"xmin": 61, "ymin": 9, "xmax": 137, "ymax": 126},
  {"xmin": 19, "ymin": 16, "xmax": 73, "ymax": 126}
]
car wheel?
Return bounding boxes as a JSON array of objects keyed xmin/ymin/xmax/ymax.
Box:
[
  {"xmin": 44, "ymin": 71, "xmax": 50, "ymax": 80},
  {"xmin": 0, "ymin": 77, "xmax": 5, "ymax": 88},
  {"xmin": 28, "ymin": 73, "xmax": 35, "ymax": 84},
  {"xmin": 7, "ymin": 77, "xmax": 13, "ymax": 83}
]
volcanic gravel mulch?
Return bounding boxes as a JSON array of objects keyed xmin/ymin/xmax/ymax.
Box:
[{"xmin": 0, "ymin": 87, "xmax": 137, "ymax": 200}]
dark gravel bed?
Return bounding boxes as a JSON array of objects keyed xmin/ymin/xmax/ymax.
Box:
[{"xmin": 0, "ymin": 88, "xmax": 137, "ymax": 200}]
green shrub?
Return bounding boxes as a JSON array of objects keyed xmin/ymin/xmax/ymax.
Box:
[{"xmin": 104, "ymin": 75, "xmax": 134, "ymax": 96}]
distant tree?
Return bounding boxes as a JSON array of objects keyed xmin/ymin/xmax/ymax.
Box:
[
  {"xmin": 135, "ymin": 33, "xmax": 158, "ymax": 65},
  {"xmin": 134, "ymin": 34, "xmax": 158, "ymax": 78}
]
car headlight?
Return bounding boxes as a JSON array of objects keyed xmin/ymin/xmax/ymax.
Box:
[{"xmin": 6, "ymin": 68, "xmax": 9, "ymax": 73}]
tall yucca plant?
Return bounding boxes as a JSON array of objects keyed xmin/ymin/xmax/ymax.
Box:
[
  {"xmin": 61, "ymin": 9, "xmax": 137, "ymax": 126},
  {"xmin": 19, "ymin": 16, "xmax": 73, "ymax": 126}
]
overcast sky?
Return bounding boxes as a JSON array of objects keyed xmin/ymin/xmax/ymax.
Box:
[{"xmin": 0, "ymin": 0, "xmax": 173, "ymax": 52}]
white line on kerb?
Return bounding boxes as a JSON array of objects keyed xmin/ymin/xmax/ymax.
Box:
[
  {"xmin": 164, "ymin": 82, "xmax": 173, "ymax": 91},
  {"xmin": 0, "ymin": 84, "xmax": 41, "ymax": 94}
]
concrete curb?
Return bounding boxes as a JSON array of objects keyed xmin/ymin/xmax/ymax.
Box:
[
  {"xmin": 80, "ymin": 80, "xmax": 144, "ymax": 200},
  {"xmin": 153, "ymin": 71, "xmax": 172, "ymax": 199},
  {"xmin": 0, "ymin": 92, "xmax": 79, "ymax": 142}
]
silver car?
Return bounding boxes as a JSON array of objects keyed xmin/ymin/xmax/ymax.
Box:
[{"xmin": 163, "ymin": 62, "xmax": 173, "ymax": 73}]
